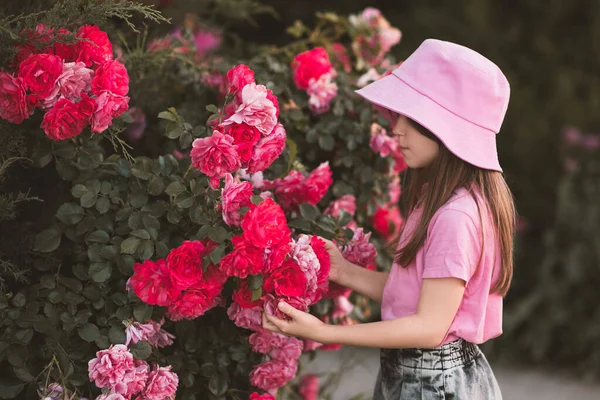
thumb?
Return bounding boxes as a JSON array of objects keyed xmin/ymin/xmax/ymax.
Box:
[{"xmin": 278, "ymin": 301, "xmax": 298, "ymax": 317}]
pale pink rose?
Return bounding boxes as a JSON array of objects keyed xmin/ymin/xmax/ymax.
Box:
[
  {"xmin": 307, "ymin": 72, "xmax": 338, "ymax": 115},
  {"xmin": 96, "ymin": 394, "xmax": 126, "ymax": 400},
  {"xmin": 288, "ymin": 235, "xmax": 320, "ymax": 299},
  {"xmin": 0, "ymin": 73, "xmax": 30, "ymax": 123},
  {"xmin": 41, "ymin": 61, "xmax": 94, "ymax": 109},
  {"xmin": 112, "ymin": 359, "xmax": 149, "ymax": 397},
  {"xmin": 370, "ymin": 124, "xmax": 398, "ymax": 157},
  {"xmin": 249, "ymin": 330, "xmax": 284, "ymax": 354},
  {"xmin": 88, "ymin": 344, "xmax": 135, "ymax": 389},
  {"xmin": 249, "ymin": 359, "xmax": 298, "ymax": 390},
  {"xmin": 379, "ymin": 27, "xmax": 402, "ymax": 52},
  {"xmin": 324, "ymin": 194, "xmax": 357, "ymax": 218},
  {"xmin": 259, "ymin": 191, "xmax": 272, "ymax": 200},
  {"xmin": 91, "ymin": 91, "xmax": 129, "ymax": 133},
  {"xmin": 145, "ymin": 320, "xmax": 176, "ymax": 348},
  {"xmin": 223, "ymin": 83, "xmax": 277, "ymax": 135},
  {"xmin": 124, "ymin": 321, "xmax": 154, "ymax": 346},
  {"xmin": 357, "ymin": 68, "xmax": 382, "ymax": 87},
  {"xmin": 299, "ymin": 374, "xmax": 319, "ymax": 400},
  {"xmin": 360, "ymin": 7, "xmax": 383, "ymax": 27},
  {"xmin": 332, "ymin": 296, "xmax": 354, "ymax": 320},
  {"xmin": 247, "ymin": 123, "xmax": 286, "ymax": 173},
  {"xmin": 142, "ymin": 365, "xmax": 178, "ymax": 400},
  {"xmin": 269, "ymin": 336, "xmax": 303, "ymax": 362},
  {"xmin": 227, "ymin": 302, "xmax": 263, "ymax": 331},
  {"xmin": 342, "ymin": 228, "xmax": 377, "ymax": 268},
  {"xmin": 221, "ymin": 173, "xmax": 253, "ymax": 226},
  {"xmin": 191, "ymin": 130, "xmax": 241, "ymax": 181}
]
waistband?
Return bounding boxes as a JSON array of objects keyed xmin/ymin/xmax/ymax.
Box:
[{"xmin": 381, "ymin": 339, "xmax": 480, "ymax": 370}]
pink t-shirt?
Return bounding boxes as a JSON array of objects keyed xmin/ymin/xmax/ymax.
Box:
[{"xmin": 381, "ymin": 187, "xmax": 503, "ymax": 345}]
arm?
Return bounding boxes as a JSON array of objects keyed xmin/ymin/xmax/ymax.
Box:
[
  {"xmin": 264, "ymin": 277, "xmax": 465, "ymax": 349},
  {"xmin": 336, "ymin": 260, "xmax": 389, "ymax": 303}
]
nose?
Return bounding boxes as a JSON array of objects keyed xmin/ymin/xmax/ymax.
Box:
[{"xmin": 392, "ymin": 115, "xmax": 407, "ymax": 136}]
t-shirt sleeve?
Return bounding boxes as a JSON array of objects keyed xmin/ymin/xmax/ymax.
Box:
[{"xmin": 422, "ymin": 209, "xmax": 481, "ymax": 283}]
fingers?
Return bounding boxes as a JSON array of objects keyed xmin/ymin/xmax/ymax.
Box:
[
  {"xmin": 277, "ymin": 301, "xmax": 297, "ymax": 318},
  {"xmin": 262, "ymin": 312, "xmax": 281, "ymax": 333}
]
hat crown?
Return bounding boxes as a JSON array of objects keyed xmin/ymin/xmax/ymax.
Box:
[{"xmin": 392, "ymin": 39, "xmax": 510, "ymax": 133}]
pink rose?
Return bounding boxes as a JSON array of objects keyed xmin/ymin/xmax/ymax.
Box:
[
  {"xmin": 299, "ymin": 374, "xmax": 319, "ymax": 400},
  {"xmin": 226, "ymin": 123, "xmax": 261, "ymax": 163},
  {"xmin": 96, "ymin": 394, "xmax": 126, "ymax": 400},
  {"xmin": 219, "ymin": 235, "xmax": 264, "ymax": 279},
  {"xmin": 247, "ymin": 123, "xmax": 286, "ymax": 173},
  {"xmin": 145, "ymin": 320, "xmax": 176, "ymax": 348},
  {"xmin": 76, "ymin": 25, "xmax": 113, "ymax": 67},
  {"xmin": 91, "ymin": 91, "xmax": 129, "ymax": 133},
  {"xmin": 227, "ymin": 302, "xmax": 263, "ymax": 331},
  {"xmin": 388, "ymin": 176, "xmax": 401, "ymax": 204},
  {"xmin": 0, "ymin": 73, "xmax": 30, "ymax": 123},
  {"xmin": 249, "ymin": 359, "xmax": 298, "ymax": 390},
  {"xmin": 250, "ymin": 393, "xmax": 275, "ymax": 400},
  {"xmin": 18, "ymin": 53, "xmax": 63, "ymax": 98},
  {"xmin": 370, "ymin": 123, "xmax": 398, "ymax": 157},
  {"xmin": 332, "ymin": 295, "xmax": 354, "ymax": 320},
  {"xmin": 324, "ymin": 194, "xmax": 357, "ymax": 218},
  {"xmin": 41, "ymin": 62, "xmax": 94, "ymax": 109},
  {"xmin": 342, "ymin": 228, "xmax": 377, "ymax": 268},
  {"xmin": 307, "ymin": 72, "xmax": 338, "ymax": 115},
  {"xmin": 303, "ymin": 162, "xmax": 332, "ymax": 205},
  {"xmin": 223, "ymin": 83, "xmax": 278, "ymax": 135},
  {"xmin": 288, "ymin": 235, "xmax": 320, "ymax": 299},
  {"xmin": 227, "ymin": 64, "xmax": 255, "ymax": 96},
  {"xmin": 269, "ymin": 336, "xmax": 303, "ymax": 362},
  {"xmin": 263, "ymin": 293, "xmax": 308, "ymax": 320},
  {"xmin": 112, "ymin": 359, "xmax": 149, "ymax": 397},
  {"xmin": 41, "ymin": 97, "xmax": 89, "ymax": 140},
  {"xmin": 142, "ymin": 365, "xmax": 178, "ymax": 400},
  {"xmin": 249, "ymin": 330, "xmax": 283, "ymax": 354},
  {"xmin": 91, "ymin": 60, "xmax": 129, "ymax": 96},
  {"xmin": 88, "ymin": 345, "xmax": 135, "ymax": 389},
  {"xmin": 191, "ymin": 131, "xmax": 241, "ymax": 182},
  {"xmin": 292, "ymin": 47, "xmax": 333, "ymax": 90},
  {"xmin": 221, "ymin": 173, "xmax": 253, "ymax": 226},
  {"xmin": 303, "ymin": 339, "xmax": 323, "ymax": 352}
]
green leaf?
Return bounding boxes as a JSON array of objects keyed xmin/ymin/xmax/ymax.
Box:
[
  {"xmin": 71, "ymin": 184, "xmax": 88, "ymax": 198},
  {"xmin": 205, "ymin": 104, "xmax": 219, "ymax": 114},
  {"xmin": 96, "ymin": 197, "xmax": 111, "ymax": 214},
  {"xmin": 100, "ymin": 181, "xmax": 112, "ymax": 195},
  {"xmin": 7, "ymin": 345, "xmax": 27, "ymax": 367},
  {"xmin": 289, "ymin": 108, "xmax": 303, "ymax": 121},
  {"xmin": 99, "ymin": 245, "xmax": 119, "ymax": 260},
  {"xmin": 165, "ymin": 125, "xmax": 183, "ymax": 139},
  {"xmin": 250, "ymin": 195, "xmax": 264, "ymax": 205},
  {"xmin": 12, "ymin": 366, "xmax": 34, "ymax": 382},
  {"xmin": 111, "ymin": 293, "xmax": 128, "ymax": 306},
  {"xmin": 209, "ymin": 374, "xmax": 228, "ymax": 396},
  {"xmin": 318, "ymin": 135, "xmax": 335, "ymax": 151},
  {"xmin": 288, "ymin": 218, "xmax": 312, "ymax": 231},
  {"xmin": 251, "ymin": 287, "xmax": 262, "ymax": 301},
  {"xmin": 131, "ymin": 229, "xmax": 151, "ymax": 240},
  {"xmin": 121, "ymin": 237, "xmax": 141, "ymax": 254},
  {"xmin": 165, "ymin": 181, "xmax": 186, "ymax": 196},
  {"xmin": 137, "ymin": 240, "xmax": 154, "ymax": 260},
  {"xmin": 134, "ymin": 303, "xmax": 153, "ymax": 323},
  {"xmin": 131, "ymin": 340, "xmax": 152, "ymax": 360},
  {"xmin": 210, "ymin": 244, "xmax": 226, "ymax": 264},
  {"xmin": 40, "ymin": 275, "xmax": 56, "ymax": 289},
  {"xmin": 148, "ymin": 176, "xmax": 165, "ymax": 195},
  {"xmin": 34, "ymin": 228, "xmax": 61, "ymax": 252},
  {"xmin": 76, "ymin": 216, "xmax": 96, "ymax": 236},
  {"xmin": 109, "ymin": 326, "xmax": 126, "ymax": 344},
  {"xmin": 208, "ymin": 226, "xmax": 229, "ymax": 243},
  {"xmin": 338, "ymin": 210, "xmax": 353, "ymax": 227},
  {"xmin": 0, "ymin": 378, "xmax": 24, "ymax": 399},
  {"xmin": 59, "ymin": 276, "xmax": 83, "ymax": 292},
  {"xmin": 158, "ymin": 110, "xmax": 177, "ymax": 121},
  {"xmin": 87, "ymin": 230, "xmax": 110, "ymax": 244},
  {"xmin": 78, "ymin": 323, "xmax": 100, "ymax": 342},
  {"xmin": 286, "ymin": 138, "xmax": 297, "ymax": 173},
  {"xmin": 11, "ymin": 293, "xmax": 26, "ymax": 308},
  {"xmin": 155, "ymin": 242, "xmax": 169, "ymax": 258},
  {"xmin": 175, "ymin": 192, "xmax": 195, "ymax": 208},
  {"xmin": 167, "ymin": 209, "xmax": 181, "ymax": 224},
  {"xmin": 13, "ymin": 329, "xmax": 33, "ymax": 345},
  {"xmin": 197, "ymin": 225, "xmax": 213, "ymax": 239},
  {"xmin": 248, "ymin": 274, "xmax": 263, "ymax": 291},
  {"xmin": 130, "ymin": 191, "xmax": 148, "ymax": 208},
  {"xmin": 89, "ymin": 263, "xmax": 112, "ymax": 283},
  {"xmin": 80, "ymin": 192, "xmax": 98, "ymax": 208},
  {"xmin": 116, "ymin": 306, "xmax": 131, "ymax": 320},
  {"xmin": 200, "ymin": 363, "xmax": 216, "ymax": 377},
  {"xmin": 56, "ymin": 203, "xmax": 85, "ymax": 225},
  {"xmin": 142, "ymin": 215, "xmax": 161, "ymax": 230},
  {"xmin": 299, "ymin": 203, "xmax": 319, "ymax": 221}
]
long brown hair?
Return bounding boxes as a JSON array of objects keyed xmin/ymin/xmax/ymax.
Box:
[{"xmin": 393, "ymin": 120, "xmax": 516, "ymax": 296}]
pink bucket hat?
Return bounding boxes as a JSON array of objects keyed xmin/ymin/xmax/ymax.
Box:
[{"xmin": 356, "ymin": 39, "xmax": 510, "ymax": 171}]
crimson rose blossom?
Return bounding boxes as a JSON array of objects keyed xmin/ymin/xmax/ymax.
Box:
[
  {"xmin": 304, "ymin": 162, "xmax": 333, "ymax": 204},
  {"xmin": 247, "ymin": 123, "xmax": 287, "ymax": 173},
  {"xmin": 310, "ymin": 235, "xmax": 331, "ymax": 297},
  {"xmin": 130, "ymin": 259, "xmax": 181, "ymax": 307},
  {"xmin": 226, "ymin": 123, "xmax": 261, "ymax": 163},
  {"xmin": 91, "ymin": 59, "xmax": 129, "ymax": 96},
  {"xmin": 242, "ymin": 198, "xmax": 290, "ymax": 249},
  {"xmin": 91, "ymin": 91, "xmax": 129, "ymax": 133},
  {"xmin": 219, "ymin": 235, "xmax": 264, "ymax": 278},
  {"xmin": 221, "ymin": 173, "xmax": 253, "ymax": 226},
  {"xmin": 76, "ymin": 25, "xmax": 113, "ymax": 67},
  {"xmin": 0, "ymin": 73, "xmax": 30, "ymax": 123},
  {"xmin": 227, "ymin": 64, "xmax": 255, "ymax": 95},
  {"xmin": 250, "ymin": 393, "xmax": 275, "ymax": 400},
  {"xmin": 291, "ymin": 47, "xmax": 333, "ymax": 90},
  {"xmin": 191, "ymin": 130, "xmax": 241, "ymax": 185},
  {"xmin": 263, "ymin": 293, "xmax": 308, "ymax": 320},
  {"xmin": 166, "ymin": 240, "xmax": 206, "ymax": 289},
  {"xmin": 372, "ymin": 204, "xmax": 403, "ymax": 240},
  {"xmin": 299, "ymin": 374, "xmax": 320, "ymax": 400},
  {"xmin": 232, "ymin": 280, "xmax": 263, "ymax": 308},
  {"xmin": 19, "ymin": 53, "xmax": 63, "ymax": 98},
  {"xmin": 41, "ymin": 97, "xmax": 89, "ymax": 140},
  {"xmin": 263, "ymin": 259, "xmax": 307, "ymax": 298}
]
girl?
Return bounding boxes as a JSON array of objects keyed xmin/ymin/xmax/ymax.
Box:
[{"xmin": 263, "ymin": 38, "xmax": 515, "ymax": 399}]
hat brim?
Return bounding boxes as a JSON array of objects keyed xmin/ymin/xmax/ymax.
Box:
[{"xmin": 355, "ymin": 74, "xmax": 502, "ymax": 172}]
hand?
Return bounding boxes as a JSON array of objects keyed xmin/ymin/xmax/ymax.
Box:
[
  {"xmin": 319, "ymin": 237, "xmax": 348, "ymax": 284},
  {"xmin": 262, "ymin": 302, "xmax": 329, "ymax": 342}
]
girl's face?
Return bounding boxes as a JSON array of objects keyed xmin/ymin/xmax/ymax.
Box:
[{"xmin": 391, "ymin": 114, "xmax": 440, "ymax": 168}]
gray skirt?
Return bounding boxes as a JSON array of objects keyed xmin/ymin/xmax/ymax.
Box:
[{"xmin": 373, "ymin": 339, "xmax": 502, "ymax": 400}]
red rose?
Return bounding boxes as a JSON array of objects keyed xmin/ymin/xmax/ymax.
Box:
[
  {"xmin": 130, "ymin": 259, "xmax": 181, "ymax": 306},
  {"xmin": 266, "ymin": 88, "xmax": 280, "ymax": 118},
  {"xmin": 310, "ymin": 235, "xmax": 330, "ymax": 295},
  {"xmin": 241, "ymin": 198, "xmax": 290, "ymax": 249},
  {"xmin": 53, "ymin": 29, "xmax": 80, "ymax": 62},
  {"xmin": 227, "ymin": 64, "xmax": 255, "ymax": 95},
  {"xmin": 250, "ymin": 393, "xmax": 275, "ymax": 400},
  {"xmin": 263, "ymin": 293, "xmax": 308, "ymax": 320},
  {"xmin": 166, "ymin": 240, "xmax": 206, "ymax": 290},
  {"xmin": 291, "ymin": 47, "xmax": 333, "ymax": 90},
  {"xmin": 190, "ymin": 131, "xmax": 241, "ymax": 181},
  {"xmin": 76, "ymin": 25, "xmax": 113, "ymax": 67},
  {"xmin": 91, "ymin": 91, "xmax": 129, "ymax": 133},
  {"xmin": 372, "ymin": 205, "xmax": 403, "ymax": 241},
  {"xmin": 304, "ymin": 162, "xmax": 332, "ymax": 205},
  {"xmin": 19, "ymin": 53, "xmax": 63, "ymax": 98},
  {"xmin": 13, "ymin": 24, "xmax": 54, "ymax": 66},
  {"xmin": 232, "ymin": 280, "xmax": 262, "ymax": 308},
  {"xmin": 91, "ymin": 59, "xmax": 129, "ymax": 96},
  {"xmin": 226, "ymin": 123, "xmax": 261, "ymax": 163},
  {"xmin": 325, "ymin": 282, "xmax": 351, "ymax": 299},
  {"xmin": 263, "ymin": 241, "xmax": 290, "ymax": 272},
  {"xmin": 41, "ymin": 97, "xmax": 88, "ymax": 141},
  {"xmin": 219, "ymin": 236, "xmax": 264, "ymax": 278},
  {"xmin": 247, "ymin": 123, "xmax": 287, "ymax": 174},
  {"xmin": 78, "ymin": 92, "xmax": 96, "ymax": 120},
  {"xmin": 0, "ymin": 73, "xmax": 30, "ymax": 124},
  {"xmin": 263, "ymin": 259, "xmax": 307, "ymax": 298}
]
